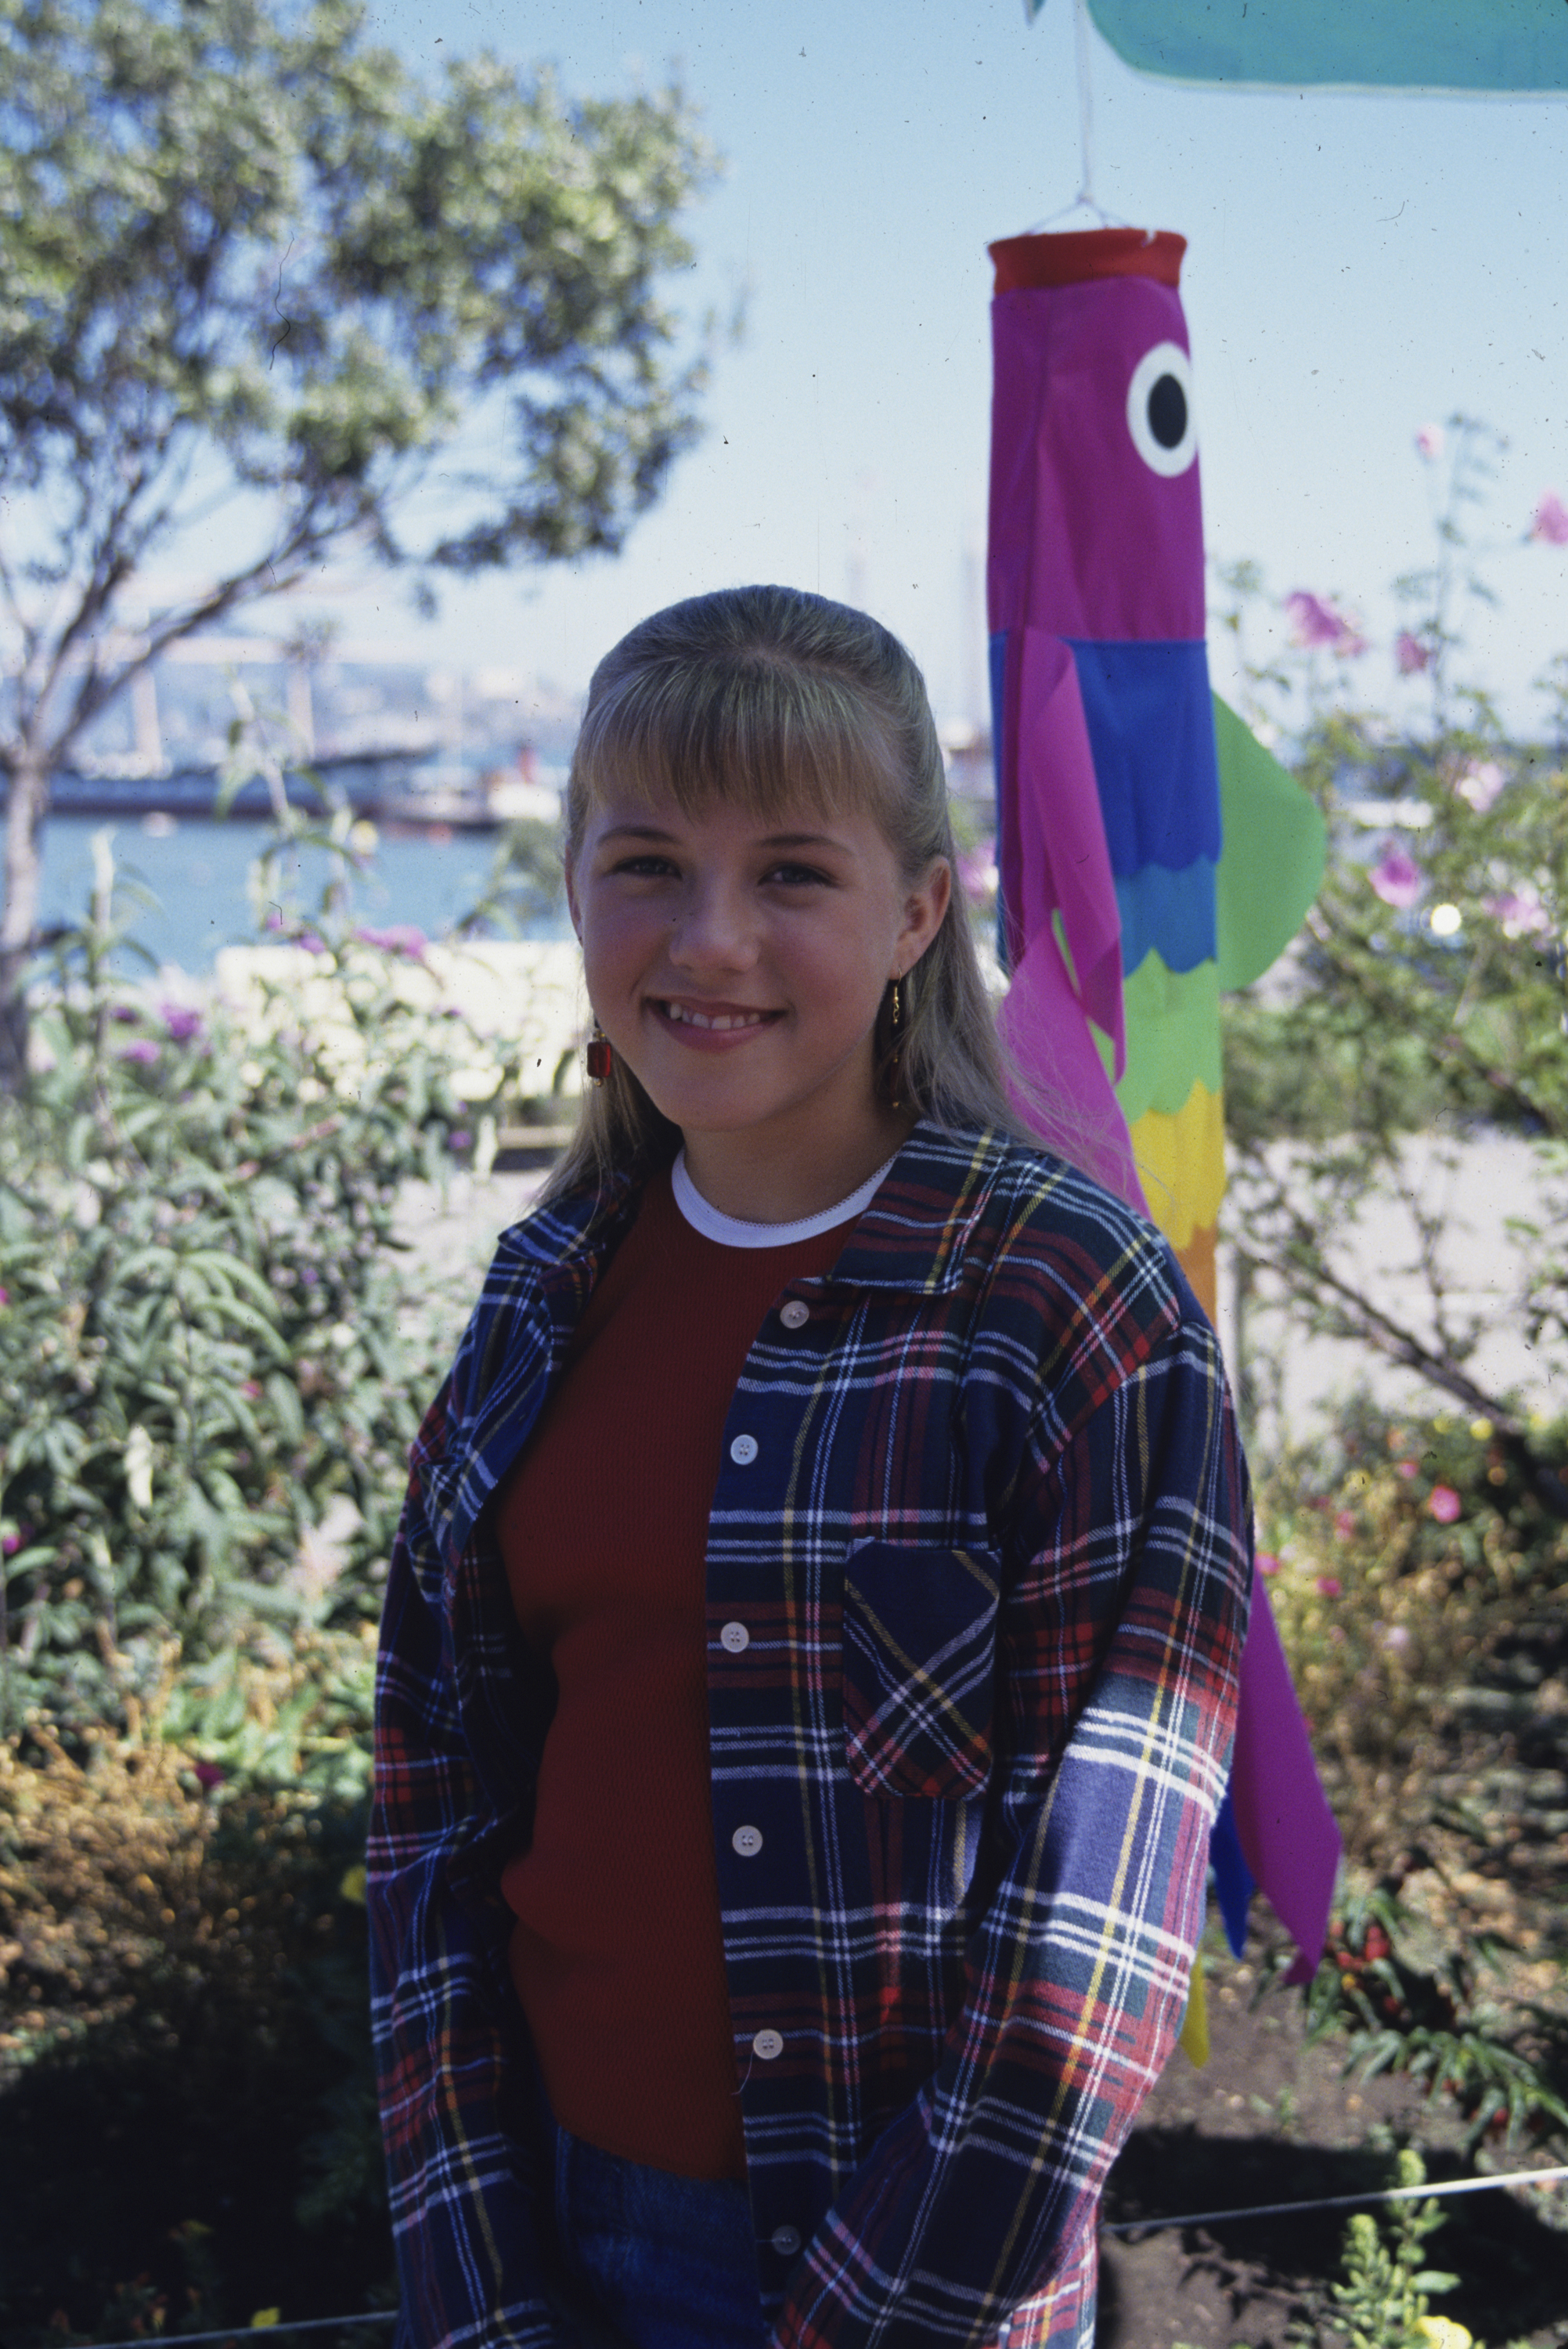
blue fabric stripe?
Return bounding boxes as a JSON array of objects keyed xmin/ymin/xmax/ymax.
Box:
[
  {"xmin": 1066, "ymin": 640, "xmax": 1222, "ymax": 879},
  {"xmin": 1209, "ymin": 1782, "xmax": 1256, "ymax": 1960},
  {"xmin": 1115, "ymin": 859, "xmax": 1217, "ymax": 976}
]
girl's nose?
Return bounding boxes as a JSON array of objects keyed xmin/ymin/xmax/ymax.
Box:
[{"xmin": 667, "ymin": 878, "xmax": 759, "ymax": 970}]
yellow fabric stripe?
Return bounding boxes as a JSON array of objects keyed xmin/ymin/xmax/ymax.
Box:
[
  {"xmin": 1178, "ymin": 1953, "xmax": 1210, "ymax": 2067},
  {"xmin": 1130, "ymin": 1081, "xmax": 1226, "ymax": 1249}
]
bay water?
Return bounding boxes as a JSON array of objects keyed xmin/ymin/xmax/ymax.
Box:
[{"xmin": 27, "ymin": 812, "xmax": 571, "ymax": 974}]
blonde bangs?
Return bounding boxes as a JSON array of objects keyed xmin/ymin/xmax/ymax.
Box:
[{"xmin": 567, "ymin": 645, "xmax": 905, "ymax": 860}]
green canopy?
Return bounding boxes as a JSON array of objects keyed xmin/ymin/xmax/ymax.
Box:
[{"xmin": 1030, "ymin": 0, "xmax": 1568, "ymax": 92}]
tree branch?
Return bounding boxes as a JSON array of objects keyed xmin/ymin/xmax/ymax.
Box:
[{"xmin": 1241, "ymin": 1189, "xmax": 1568, "ymax": 1518}]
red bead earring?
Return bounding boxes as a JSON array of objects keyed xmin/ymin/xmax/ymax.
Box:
[{"xmin": 586, "ymin": 1021, "xmax": 612, "ymax": 1086}]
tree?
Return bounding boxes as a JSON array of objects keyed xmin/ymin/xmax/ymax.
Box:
[
  {"xmin": 1215, "ymin": 420, "xmax": 1568, "ymax": 1512},
  {"xmin": 0, "ymin": 0, "xmax": 716, "ymax": 1079}
]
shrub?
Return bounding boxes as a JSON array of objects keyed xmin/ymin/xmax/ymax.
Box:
[
  {"xmin": 1216, "ymin": 422, "xmax": 1568, "ymax": 1476},
  {"xmin": 0, "ymin": 844, "xmax": 535, "ymax": 1734},
  {"xmin": 0, "ymin": 1720, "xmax": 388, "ymax": 2344},
  {"xmin": 1258, "ymin": 1395, "xmax": 1568, "ymax": 1893}
]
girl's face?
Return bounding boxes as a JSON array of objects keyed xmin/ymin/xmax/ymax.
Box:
[{"xmin": 568, "ymin": 781, "xmax": 950, "ymax": 1191}]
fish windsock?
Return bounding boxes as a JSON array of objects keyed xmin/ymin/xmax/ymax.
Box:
[{"xmin": 986, "ymin": 226, "xmax": 1339, "ymax": 2016}]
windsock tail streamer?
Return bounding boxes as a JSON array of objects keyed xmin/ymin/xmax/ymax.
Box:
[
  {"xmin": 1173, "ymin": 1220, "xmax": 1217, "ymax": 1324},
  {"xmin": 1220, "ymin": 1576, "xmax": 1343, "ymax": 1983},
  {"xmin": 997, "ymin": 925, "xmax": 1147, "ymax": 1217}
]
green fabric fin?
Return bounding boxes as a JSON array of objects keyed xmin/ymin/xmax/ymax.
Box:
[
  {"xmin": 1213, "ymin": 692, "xmax": 1326, "ymax": 993},
  {"xmin": 1116, "ymin": 951, "xmax": 1221, "ymax": 1127}
]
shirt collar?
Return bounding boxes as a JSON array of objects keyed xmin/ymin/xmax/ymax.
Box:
[{"xmin": 514, "ymin": 1120, "xmax": 1029, "ymax": 1298}]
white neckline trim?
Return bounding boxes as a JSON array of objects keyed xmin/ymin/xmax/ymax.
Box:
[{"xmin": 670, "ymin": 1146, "xmax": 899, "ymax": 1250}]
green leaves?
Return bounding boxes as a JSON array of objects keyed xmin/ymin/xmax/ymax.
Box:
[
  {"xmin": 1328, "ymin": 2152, "xmax": 1465, "ymax": 2349},
  {"xmin": 0, "ymin": 0, "xmax": 712, "ymax": 549},
  {"xmin": 0, "ymin": 0, "xmax": 716, "ymax": 1048},
  {"xmin": 0, "ymin": 839, "xmax": 532, "ymax": 1737},
  {"xmin": 1219, "ymin": 455, "xmax": 1568, "ymax": 1467}
]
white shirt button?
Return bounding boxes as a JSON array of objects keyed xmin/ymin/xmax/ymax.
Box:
[
  {"xmin": 770, "ymin": 2225, "xmax": 802, "ymax": 2257},
  {"xmin": 730, "ymin": 1433, "xmax": 759, "ymax": 1465},
  {"xmin": 719, "ymin": 1621, "xmax": 750, "ymax": 1654},
  {"xmin": 731, "ymin": 1824, "xmax": 763, "ymax": 1857},
  {"xmin": 779, "ymin": 1300, "xmax": 810, "ymax": 1330},
  {"xmin": 752, "ymin": 2027, "xmax": 784, "ymax": 2061}
]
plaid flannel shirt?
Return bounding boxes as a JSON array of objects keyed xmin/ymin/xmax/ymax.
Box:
[{"xmin": 369, "ymin": 1118, "xmax": 1252, "ymax": 2349}]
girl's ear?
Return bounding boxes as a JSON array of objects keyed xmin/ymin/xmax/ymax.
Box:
[{"xmin": 900, "ymin": 856, "xmax": 953, "ymax": 968}]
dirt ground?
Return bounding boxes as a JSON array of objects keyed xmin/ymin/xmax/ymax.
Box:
[{"xmin": 1101, "ymin": 1944, "xmax": 1568, "ymax": 2349}]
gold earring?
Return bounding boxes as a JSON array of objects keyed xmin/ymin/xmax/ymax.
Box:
[{"xmin": 586, "ymin": 1020, "xmax": 611, "ymax": 1086}]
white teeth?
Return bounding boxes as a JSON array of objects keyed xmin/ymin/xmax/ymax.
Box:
[{"xmin": 661, "ymin": 1001, "xmax": 770, "ymax": 1031}]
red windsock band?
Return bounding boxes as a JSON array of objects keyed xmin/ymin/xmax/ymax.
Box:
[{"xmin": 988, "ymin": 227, "xmax": 1187, "ymax": 294}]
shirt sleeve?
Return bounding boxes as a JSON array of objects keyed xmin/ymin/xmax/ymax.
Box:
[
  {"xmin": 368, "ymin": 1384, "xmax": 568, "ymax": 2349},
  {"xmin": 771, "ymin": 1301, "xmax": 1252, "ymax": 2349}
]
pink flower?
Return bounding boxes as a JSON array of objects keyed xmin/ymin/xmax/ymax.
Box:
[
  {"xmin": 1429, "ymin": 1485, "xmax": 1462, "ymax": 1524},
  {"xmin": 160, "ymin": 1002, "xmax": 203, "ymax": 1043},
  {"xmin": 1415, "ymin": 423, "xmax": 1446, "ymax": 462},
  {"xmin": 355, "ymin": 923, "xmax": 428, "ymax": 959},
  {"xmin": 1395, "ymin": 632, "xmax": 1431, "ymax": 676},
  {"xmin": 1380, "ymin": 1623, "xmax": 1412, "ymax": 1652},
  {"xmin": 1334, "ymin": 1510, "xmax": 1357, "ymax": 1540},
  {"xmin": 1285, "ymin": 591, "xmax": 1368, "ymax": 656},
  {"xmin": 449, "ymin": 1129, "xmax": 473, "ymax": 1153},
  {"xmin": 1484, "ymin": 886, "xmax": 1551, "ymax": 940},
  {"xmin": 1530, "ymin": 490, "xmax": 1568, "ymax": 547},
  {"xmin": 119, "ymin": 1037, "xmax": 160, "ymax": 1064},
  {"xmin": 1316, "ymin": 1575, "xmax": 1343, "ymax": 1597},
  {"xmin": 1256, "ymin": 1551, "xmax": 1281, "ymax": 1576},
  {"xmin": 1370, "ymin": 844, "xmax": 1422, "ymax": 910},
  {"xmin": 193, "ymin": 1761, "xmax": 227, "ymax": 1791},
  {"xmin": 2, "ymin": 1532, "xmax": 20, "ymax": 1556},
  {"xmin": 1397, "ymin": 1460, "xmax": 1418, "ymax": 1480},
  {"xmin": 1454, "ymin": 760, "xmax": 1505, "ymax": 814},
  {"xmin": 0, "ymin": 1287, "xmax": 8, "ymax": 1306}
]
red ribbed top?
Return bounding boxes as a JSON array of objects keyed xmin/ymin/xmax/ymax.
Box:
[
  {"xmin": 496, "ymin": 1169, "xmax": 842, "ymax": 2181},
  {"xmin": 989, "ymin": 226, "xmax": 1186, "ymax": 293}
]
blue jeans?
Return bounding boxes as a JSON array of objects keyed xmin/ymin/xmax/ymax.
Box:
[{"xmin": 538, "ymin": 2113, "xmax": 770, "ymax": 2349}]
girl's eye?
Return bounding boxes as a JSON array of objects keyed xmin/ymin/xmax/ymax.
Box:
[{"xmin": 607, "ymin": 857, "xmax": 829, "ymax": 886}]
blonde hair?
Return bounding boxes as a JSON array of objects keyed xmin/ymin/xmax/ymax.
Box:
[{"xmin": 538, "ymin": 584, "xmax": 1090, "ymax": 1206}]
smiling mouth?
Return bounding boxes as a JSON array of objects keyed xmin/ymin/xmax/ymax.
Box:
[{"xmin": 653, "ymin": 1000, "xmax": 784, "ymax": 1033}]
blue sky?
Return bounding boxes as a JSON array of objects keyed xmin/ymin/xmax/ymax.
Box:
[{"xmin": 180, "ymin": 0, "xmax": 1568, "ymax": 733}]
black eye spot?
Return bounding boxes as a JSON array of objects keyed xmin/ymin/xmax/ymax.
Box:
[
  {"xmin": 1148, "ymin": 373, "xmax": 1188, "ymax": 451},
  {"xmin": 1125, "ymin": 340, "xmax": 1198, "ymax": 478}
]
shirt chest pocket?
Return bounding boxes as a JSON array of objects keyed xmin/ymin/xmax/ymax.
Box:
[{"xmin": 841, "ymin": 1543, "xmax": 1002, "ymax": 1800}]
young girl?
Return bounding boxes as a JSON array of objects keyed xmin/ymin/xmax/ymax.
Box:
[{"xmin": 369, "ymin": 585, "xmax": 1251, "ymax": 2349}]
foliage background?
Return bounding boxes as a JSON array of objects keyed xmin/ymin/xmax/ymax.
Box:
[{"xmin": 2, "ymin": 426, "xmax": 1566, "ymax": 2341}]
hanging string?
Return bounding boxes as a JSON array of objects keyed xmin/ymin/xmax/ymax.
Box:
[
  {"xmin": 1073, "ymin": 0, "xmax": 1096, "ymax": 213},
  {"xmin": 59, "ymin": 2316, "xmax": 397, "ymax": 2349},
  {"xmin": 63, "ymin": 2165, "xmax": 1568, "ymax": 2349},
  {"xmin": 1103, "ymin": 2159, "xmax": 1568, "ymax": 2240},
  {"xmin": 1026, "ymin": 0, "xmax": 1132, "ymax": 233}
]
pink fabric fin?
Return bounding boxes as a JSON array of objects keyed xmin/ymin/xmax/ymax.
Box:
[
  {"xmin": 997, "ymin": 923, "xmax": 1147, "ymax": 1215},
  {"xmin": 1016, "ymin": 630, "xmax": 1127, "ymax": 1079},
  {"xmin": 1229, "ymin": 1575, "xmax": 1343, "ymax": 1983}
]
